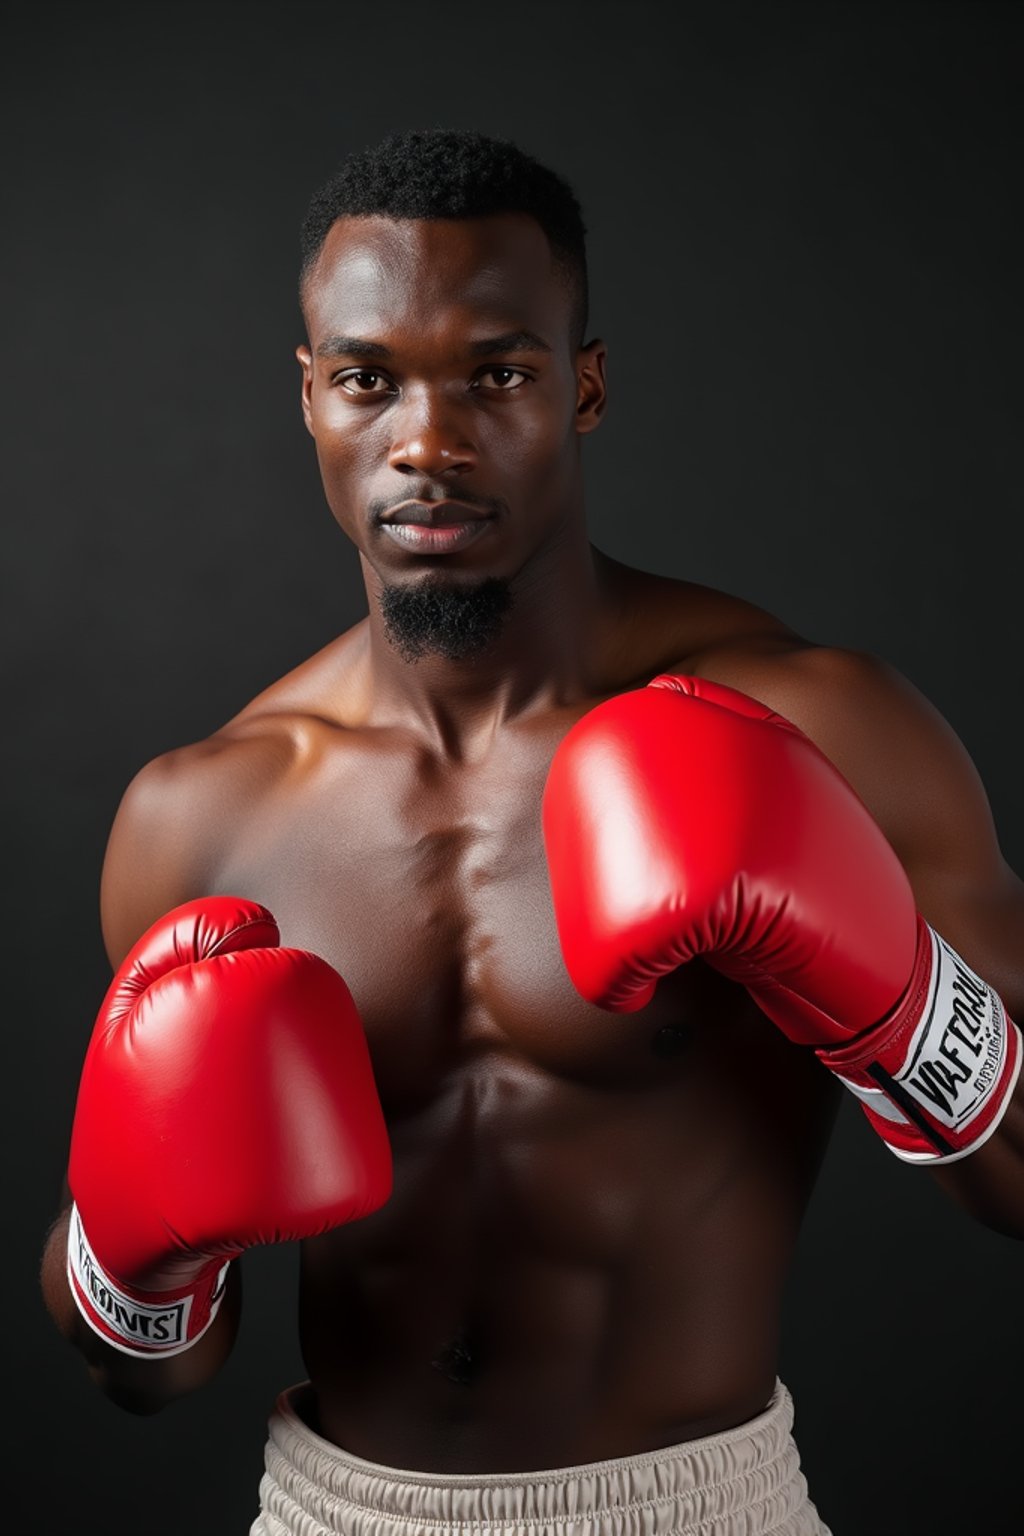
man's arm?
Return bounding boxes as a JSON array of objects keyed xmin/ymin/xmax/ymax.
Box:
[
  {"xmin": 700, "ymin": 642, "xmax": 1024, "ymax": 1236},
  {"xmin": 40, "ymin": 1187, "xmax": 242, "ymax": 1414},
  {"xmin": 40, "ymin": 747, "xmax": 241, "ymax": 1410},
  {"xmin": 43, "ymin": 734, "xmax": 393, "ymax": 1409}
]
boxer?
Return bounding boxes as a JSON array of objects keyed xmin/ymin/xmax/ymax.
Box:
[{"xmin": 42, "ymin": 128, "xmax": 1024, "ymax": 1536}]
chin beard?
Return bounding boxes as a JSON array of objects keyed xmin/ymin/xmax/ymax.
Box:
[{"xmin": 378, "ymin": 572, "xmax": 514, "ymax": 663}]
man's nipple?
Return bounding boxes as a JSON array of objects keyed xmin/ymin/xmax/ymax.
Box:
[{"xmin": 652, "ymin": 1022, "xmax": 690, "ymax": 1058}]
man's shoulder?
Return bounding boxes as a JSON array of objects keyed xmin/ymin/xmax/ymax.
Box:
[
  {"xmin": 686, "ymin": 630, "xmax": 880, "ymax": 703},
  {"xmin": 628, "ymin": 561, "xmax": 949, "ymax": 827},
  {"xmin": 685, "ymin": 632, "xmax": 988, "ymax": 863},
  {"xmin": 621, "ymin": 563, "xmax": 810, "ymax": 681},
  {"xmin": 98, "ymin": 733, "xmax": 285, "ymax": 968},
  {"xmin": 98, "ymin": 625, "xmax": 367, "ymax": 968},
  {"xmin": 685, "ymin": 633, "xmax": 913, "ymax": 747},
  {"xmin": 215, "ymin": 618, "xmax": 368, "ymax": 738},
  {"xmin": 681, "ymin": 626, "xmax": 914, "ymax": 767},
  {"xmin": 620, "ymin": 561, "xmax": 892, "ymax": 718},
  {"xmin": 159, "ymin": 619, "xmax": 368, "ymax": 774}
]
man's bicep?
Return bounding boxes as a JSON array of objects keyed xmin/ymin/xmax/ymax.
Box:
[
  {"xmin": 791, "ymin": 651, "xmax": 1023, "ymax": 986},
  {"xmin": 734, "ymin": 643, "xmax": 1024, "ymax": 1015},
  {"xmin": 699, "ymin": 640, "xmax": 1023, "ymax": 974}
]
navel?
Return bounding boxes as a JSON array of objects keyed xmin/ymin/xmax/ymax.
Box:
[{"xmin": 431, "ymin": 1327, "xmax": 481, "ymax": 1385}]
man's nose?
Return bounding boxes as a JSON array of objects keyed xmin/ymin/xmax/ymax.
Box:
[{"xmin": 387, "ymin": 406, "xmax": 477, "ymax": 477}]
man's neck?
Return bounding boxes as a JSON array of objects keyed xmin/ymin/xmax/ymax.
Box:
[{"xmin": 357, "ymin": 533, "xmax": 619, "ymax": 764}]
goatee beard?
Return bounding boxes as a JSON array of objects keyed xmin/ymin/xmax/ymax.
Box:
[{"xmin": 378, "ymin": 573, "xmax": 514, "ymax": 664}]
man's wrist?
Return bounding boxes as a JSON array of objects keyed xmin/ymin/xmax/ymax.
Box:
[
  {"xmin": 817, "ymin": 916, "xmax": 1022, "ymax": 1163},
  {"xmin": 66, "ymin": 1204, "xmax": 231, "ymax": 1358}
]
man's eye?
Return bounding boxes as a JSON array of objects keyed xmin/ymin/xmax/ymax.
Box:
[
  {"xmin": 338, "ymin": 371, "xmax": 392, "ymax": 394},
  {"xmin": 475, "ymin": 367, "xmax": 529, "ymax": 390}
]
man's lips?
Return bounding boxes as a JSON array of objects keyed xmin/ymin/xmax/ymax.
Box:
[{"xmin": 380, "ymin": 500, "xmax": 495, "ymax": 528}]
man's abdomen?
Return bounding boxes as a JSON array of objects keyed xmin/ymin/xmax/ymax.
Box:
[{"xmin": 296, "ymin": 1028, "xmax": 837, "ymax": 1473}]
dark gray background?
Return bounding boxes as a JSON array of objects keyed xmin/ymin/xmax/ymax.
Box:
[{"xmin": 5, "ymin": 1, "xmax": 1022, "ymax": 1531}]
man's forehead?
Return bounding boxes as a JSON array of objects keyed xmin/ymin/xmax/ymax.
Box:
[{"xmin": 304, "ymin": 212, "xmax": 565, "ymax": 332}]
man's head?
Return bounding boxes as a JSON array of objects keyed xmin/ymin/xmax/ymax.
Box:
[
  {"xmin": 295, "ymin": 129, "xmax": 606, "ymax": 665},
  {"xmin": 299, "ymin": 128, "xmax": 589, "ymax": 353}
]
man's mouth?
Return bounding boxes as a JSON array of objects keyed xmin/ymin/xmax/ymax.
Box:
[
  {"xmin": 381, "ymin": 500, "xmax": 495, "ymax": 528},
  {"xmin": 380, "ymin": 517, "xmax": 494, "ymax": 554}
]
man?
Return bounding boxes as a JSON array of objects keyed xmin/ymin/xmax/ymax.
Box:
[{"xmin": 41, "ymin": 128, "xmax": 1024, "ymax": 1536}]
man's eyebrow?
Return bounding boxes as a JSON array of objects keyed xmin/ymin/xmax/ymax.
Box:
[
  {"xmin": 315, "ymin": 335, "xmax": 393, "ymax": 361},
  {"xmin": 468, "ymin": 330, "xmax": 552, "ymax": 356},
  {"xmin": 313, "ymin": 330, "xmax": 553, "ymax": 361}
]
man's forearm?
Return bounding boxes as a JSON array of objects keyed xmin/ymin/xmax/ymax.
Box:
[
  {"xmin": 928, "ymin": 1084, "xmax": 1024, "ymax": 1238},
  {"xmin": 40, "ymin": 1203, "xmax": 242, "ymax": 1413}
]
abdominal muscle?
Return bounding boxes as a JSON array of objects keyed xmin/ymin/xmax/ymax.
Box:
[{"xmin": 295, "ymin": 1024, "xmax": 838, "ymax": 1475}]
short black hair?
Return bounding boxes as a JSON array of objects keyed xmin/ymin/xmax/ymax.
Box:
[{"xmin": 299, "ymin": 128, "xmax": 589, "ymax": 351}]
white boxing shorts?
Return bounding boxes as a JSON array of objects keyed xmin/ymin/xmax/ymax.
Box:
[{"xmin": 249, "ymin": 1378, "xmax": 831, "ymax": 1536}]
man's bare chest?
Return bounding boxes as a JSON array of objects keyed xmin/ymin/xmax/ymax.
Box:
[
  {"xmin": 207, "ymin": 717, "xmax": 760, "ymax": 1111},
  {"xmin": 199, "ymin": 696, "xmax": 833, "ymax": 1295}
]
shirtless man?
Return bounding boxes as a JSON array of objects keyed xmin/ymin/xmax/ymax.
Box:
[{"xmin": 41, "ymin": 129, "xmax": 1024, "ymax": 1536}]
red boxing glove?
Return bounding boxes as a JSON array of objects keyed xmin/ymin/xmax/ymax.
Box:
[
  {"xmin": 542, "ymin": 674, "xmax": 1021, "ymax": 1165},
  {"xmin": 67, "ymin": 896, "xmax": 392, "ymax": 1356}
]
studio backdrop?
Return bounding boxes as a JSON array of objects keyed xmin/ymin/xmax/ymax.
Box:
[{"xmin": 5, "ymin": 3, "xmax": 1022, "ymax": 1532}]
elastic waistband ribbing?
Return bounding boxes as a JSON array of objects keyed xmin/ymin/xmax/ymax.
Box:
[{"xmin": 250, "ymin": 1379, "xmax": 830, "ymax": 1536}]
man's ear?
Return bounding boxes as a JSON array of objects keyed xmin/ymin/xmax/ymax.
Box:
[
  {"xmin": 575, "ymin": 338, "xmax": 607, "ymax": 435},
  {"xmin": 296, "ymin": 344, "xmax": 314, "ymax": 436}
]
